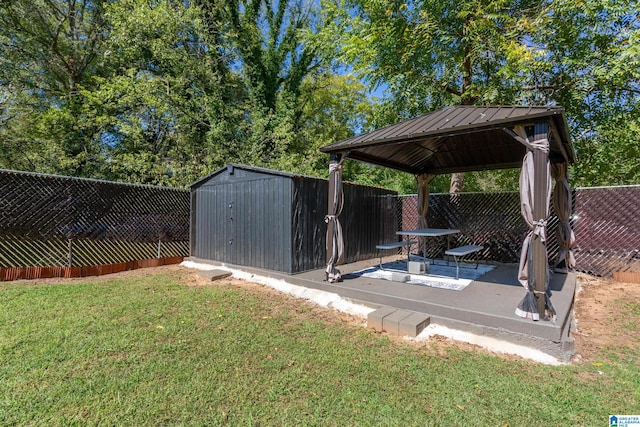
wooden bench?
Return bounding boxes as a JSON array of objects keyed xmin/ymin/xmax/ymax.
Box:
[
  {"xmin": 375, "ymin": 240, "xmax": 417, "ymax": 269},
  {"xmin": 445, "ymin": 245, "xmax": 483, "ymax": 279}
]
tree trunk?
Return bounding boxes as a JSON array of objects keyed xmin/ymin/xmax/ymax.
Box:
[
  {"xmin": 449, "ymin": 172, "xmax": 464, "ymax": 193},
  {"xmin": 449, "ymin": 37, "xmax": 474, "ymax": 194}
]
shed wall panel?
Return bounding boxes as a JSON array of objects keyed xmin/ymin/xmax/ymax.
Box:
[
  {"xmin": 193, "ymin": 177, "xmax": 292, "ymax": 272},
  {"xmin": 292, "ymin": 177, "xmax": 328, "ymax": 272},
  {"xmin": 342, "ymin": 184, "xmax": 398, "ymax": 263},
  {"xmin": 192, "ymin": 164, "xmax": 397, "ymax": 274}
]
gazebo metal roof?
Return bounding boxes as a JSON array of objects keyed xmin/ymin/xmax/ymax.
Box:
[{"xmin": 320, "ymin": 105, "xmax": 575, "ymax": 175}]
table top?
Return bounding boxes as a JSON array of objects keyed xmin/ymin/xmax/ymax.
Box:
[{"xmin": 396, "ymin": 228, "xmax": 460, "ymax": 237}]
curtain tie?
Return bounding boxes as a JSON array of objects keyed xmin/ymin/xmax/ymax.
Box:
[
  {"xmin": 329, "ymin": 156, "xmax": 346, "ymax": 172},
  {"xmin": 533, "ymin": 219, "xmax": 547, "ymax": 242}
]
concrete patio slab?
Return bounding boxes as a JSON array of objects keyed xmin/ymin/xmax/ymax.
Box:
[{"xmin": 185, "ymin": 256, "xmax": 577, "ymax": 361}]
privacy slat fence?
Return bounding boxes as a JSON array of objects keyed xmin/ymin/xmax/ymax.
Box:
[
  {"xmin": 0, "ymin": 170, "xmax": 189, "ymax": 280},
  {"xmin": 400, "ymin": 185, "xmax": 640, "ymax": 278},
  {"xmin": 572, "ymin": 186, "xmax": 640, "ymax": 280},
  {"xmin": 1, "ymin": 168, "xmax": 637, "ymax": 281}
]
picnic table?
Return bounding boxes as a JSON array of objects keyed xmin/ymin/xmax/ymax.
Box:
[
  {"xmin": 396, "ymin": 228, "xmax": 460, "ymax": 264},
  {"xmin": 377, "ymin": 228, "xmax": 483, "ymax": 279}
]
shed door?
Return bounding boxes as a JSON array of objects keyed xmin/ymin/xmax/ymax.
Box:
[
  {"xmin": 209, "ymin": 181, "xmax": 240, "ymax": 265},
  {"xmin": 196, "ymin": 177, "xmax": 291, "ymax": 271},
  {"xmin": 226, "ymin": 183, "xmax": 239, "ymax": 265},
  {"xmin": 194, "ymin": 184, "xmax": 234, "ymax": 263},
  {"xmin": 228, "ymin": 178, "xmax": 291, "ymax": 271}
]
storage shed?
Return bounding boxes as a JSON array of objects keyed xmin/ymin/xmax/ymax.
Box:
[{"xmin": 190, "ymin": 164, "xmax": 397, "ymax": 274}]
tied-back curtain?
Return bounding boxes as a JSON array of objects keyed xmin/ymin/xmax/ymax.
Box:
[
  {"xmin": 416, "ymin": 173, "xmax": 435, "ymax": 255},
  {"xmin": 325, "ymin": 156, "xmax": 345, "ymax": 283},
  {"xmin": 551, "ymin": 162, "xmax": 576, "ymax": 273},
  {"xmin": 514, "ymin": 125, "xmax": 553, "ymax": 321}
]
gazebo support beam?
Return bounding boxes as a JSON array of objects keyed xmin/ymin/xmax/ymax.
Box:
[
  {"xmin": 326, "ymin": 153, "xmax": 341, "ymax": 267},
  {"xmin": 532, "ymin": 122, "xmax": 549, "ymax": 317},
  {"xmin": 548, "ymin": 119, "xmax": 571, "ymax": 164},
  {"xmin": 325, "ymin": 152, "xmax": 346, "ymax": 283}
]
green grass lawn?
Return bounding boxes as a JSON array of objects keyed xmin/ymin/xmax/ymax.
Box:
[{"xmin": 1, "ymin": 269, "xmax": 638, "ymax": 426}]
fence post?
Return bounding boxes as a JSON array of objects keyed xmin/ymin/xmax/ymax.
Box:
[{"xmin": 67, "ymin": 238, "xmax": 73, "ymax": 267}]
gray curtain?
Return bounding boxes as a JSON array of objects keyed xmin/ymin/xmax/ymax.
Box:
[
  {"xmin": 552, "ymin": 162, "xmax": 576, "ymax": 273},
  {"xmin": 325, "ymin": 157, "xmax": 345, "ymax": 283},
  {"xmin": 514, "ymin": 125, "xmax": 553, "ymax": 320},
  {"xmin": 416, "ymin": 173, "xmax": 435, "ymax": 254}
]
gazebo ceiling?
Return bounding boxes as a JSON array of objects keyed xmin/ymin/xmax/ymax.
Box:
[{"xmin": 320, "ymin": 105, "xmax": 576, "ymax": 175}]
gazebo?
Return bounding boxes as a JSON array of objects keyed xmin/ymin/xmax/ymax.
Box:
[{"xmin": 320, "ymin": 105, "xmax": 577, "ymax": 321}]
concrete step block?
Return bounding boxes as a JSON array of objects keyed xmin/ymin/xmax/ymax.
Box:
[
  {"xmin": 391, "ymin": 272, "xmax": 410, "ymax": 282},
  {"xmin": 368, "ymin": 306, "xmax": 431, "ymax": 337},
  {"xmin": 399, "ymin": 312, "xmax": 431, "ymax": 337},
  {"xmin": 367, "ymin": 306, "xmax": 397, "ymax": 332},
  {"xmin": 197, "ymin": 269, "xmax": 232, "ymax": 281},
  {"xmin": 382, "ymin": 309, "xmax": 414, "ymax": 335}
]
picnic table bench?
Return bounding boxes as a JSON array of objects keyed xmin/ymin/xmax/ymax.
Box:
[
  {"xmin": 376, "ymin": 240, "xmax": 417, "ymax": 269},
  {"xmin": 445, "ymin": 245, "xmax": 483, "ymax": 279}
]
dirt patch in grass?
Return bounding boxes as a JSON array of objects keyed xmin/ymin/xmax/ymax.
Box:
[
  {"xmin": 571, "ymin": 273, "xmax": 640, "ymax": 365},
  {"xmin": 9, "ymin": 265, "xmax": 639, "ymax": 365}
]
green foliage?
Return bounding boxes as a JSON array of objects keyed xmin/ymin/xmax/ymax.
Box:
[
  {"xmin": 0, "ymin": 0, "xmax": 335, "ymax": 186},
  {"xmin": 192, "ymin": 0, "xmax": 332, "ymax": 170},
  {"xmin": 571, "ymin": 116, "xmax": 640, "ymax": 187},
  {"xmin": 271, "ymin": 73, "xmax": 372, "ymax": 177},
  {"xmin": 95, "ymin": 0, "xmax": 239, "ymax": 185},
  {"xmin": 1, "ymin": 0, "xmax": 638, "ymax": 190},
  {"xmin": 328, "ymin": 0, "xmax": 539, "ymax": 113},
  {"xmin": 517, "ymin": 0, "xmax": 640, "ymax": 186},
  {"xmin": 0, "ymin": 0, "xmax": 110, "ymax": 176},
  {"xmin": 329, "ymin": 0, "xmax": 640, "ymax": 189}
]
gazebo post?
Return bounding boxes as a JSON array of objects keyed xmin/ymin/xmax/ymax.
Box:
[
  {"xmin": 532, "ymin": 122, "xmax": 550, "ymax": 317},
  {"xmin": 514, "ymin": 122, "xmax": 553, "ymax": 320},
  {"xmin": 326, "ymin": 153, "xmax": 339, "ymax": 265},
  {"xmin": 325, "ymin": 152, "xmax": 345, "ymax": 282}
]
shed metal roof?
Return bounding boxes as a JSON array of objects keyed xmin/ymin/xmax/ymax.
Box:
[
  {"xmin": 190, "ymin": 163, "xmax": 319, "ymax": 189},
  {"xmin": 320, "ymin": 105, "xmax": 575, "ymax": 175}
]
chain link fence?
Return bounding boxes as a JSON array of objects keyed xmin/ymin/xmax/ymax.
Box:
[
  {"xmin": 0, "ymin": 169, "xmax": 189, "ymax": 271},
  {"xmin": 399, "ymin": 185, "xmax": 640, "ymax": 278}
]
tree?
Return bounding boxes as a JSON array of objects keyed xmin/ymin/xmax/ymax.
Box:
[
  {"xmin": 95, "ymin": 0, "xmax": 243, "ymax": 186},
  {"xmin": 0, "ymin": 0, "xmax": 111, "ymax": 176},
  {"xmin": 195, "ymin": 0, "xmax": 328, "ymax": 166},
  {"xmin": 571, "ymin": 116, "xmax": 640, "ymax": 186},
  {"xmin": 1, "ymin": 0, "xmax": 344, "ymax": 186},
  {"xmin": 325, "ymin": 0, "xmax": 542, "ymax": 191},
  {"xmin": 327, "ymin": 0, "xmax": 640, "ymax": 189},
  {"xmin": 338, "ymin": 0, "xmax": 540, "ymax": 108},
  {"xmin": 272, "ymin": 72, "xmax": 370, "ymax": 176},
  {"xmin": 516, "ymin": 0, "xmax": 640, "ymax": 185}
]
